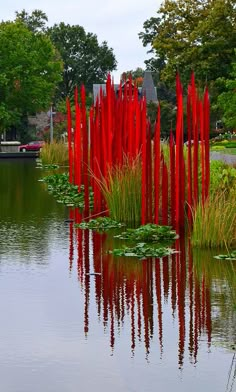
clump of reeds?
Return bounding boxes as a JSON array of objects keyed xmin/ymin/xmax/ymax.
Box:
[
  {"xmin": 191, "ymin": 190, "xmax": 236, "ymax": 248},
  {"xmin": 40, "ymin": 142, "xmax": 68, "ymax": 166},
  {"xmin": 98, "ymin": 156, "xmax": 142, "ymax": 225}
]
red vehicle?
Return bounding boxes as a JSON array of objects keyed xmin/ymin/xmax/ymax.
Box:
[{"xmin": 19, "ymin": 141, "xmax": 44, "ymax": 152}]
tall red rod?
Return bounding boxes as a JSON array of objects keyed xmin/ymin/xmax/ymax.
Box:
[
  {"xmin": 175, "ymin": 74, "xmax": 183, "ymax": 231},
  {"xmin": 187, "ymin": 86, "xmax": 193, "ymax": 225},
  {"xmin": 169, "ymin": 132, "xmax": 176, "ymax": 228},
  {"xmin": 199, "ymin": 100, "xmax": 205, "ymax": 204},
  {"xmin": 74, "ymin": 101, "xmax": 81, "ymax": 191},
  {"xmin": 203, "ymin": 88, "xmax": 210, "ymax": 201},
  {"xmin": 81, "ymin": 85, "xmax": 90, "ymax": 218},
  {"xmin": 154, "ymin": 105, "xmax": 161, "ymax": 224},
  {"xmin": 191, "ymin": 74, "xmax": 199, "ymax": 206},
  {"xmin": 141, "ymin": 98, "xmax": 147, "ymax": 225},
  {"xmin": 146, "ymin": 122, "xmax": 152, "ymax": 222},
  {"xmin": 66, "ymin": 97, "xmax": 73, "ymax": 184},
  {"xmin": 161, "ymin": 158, "xmax": 168, "ymax": 225},
  {"xmin": 106, "ymin": 74, "xmax": 112, "ymax": 167}
]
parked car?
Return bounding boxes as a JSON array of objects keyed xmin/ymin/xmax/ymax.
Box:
[{"xmin": 19, "ymin": 141, "xmax": 44, "ymax": 152}]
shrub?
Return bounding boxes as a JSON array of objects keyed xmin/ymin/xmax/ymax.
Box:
[{"xmin": 210, "ymin": 160, "xmax": 236, "ymax": 195}]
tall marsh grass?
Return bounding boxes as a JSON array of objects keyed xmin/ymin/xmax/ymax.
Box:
[
  {"xmin": 97, "ymin": 157, "xmax": 142, "ymax": 225},
  {"xmin": 191, "ymin": 190, "xmax": 236, "ymax": 248},
  {"xmin": 40, "ymin": 142, "xmax": 68, "ymax": 166}
]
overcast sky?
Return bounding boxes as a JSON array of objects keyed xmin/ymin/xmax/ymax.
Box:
[{"xmin": 1, "ymin": 0, "xmax": 161, "ymax": 82}]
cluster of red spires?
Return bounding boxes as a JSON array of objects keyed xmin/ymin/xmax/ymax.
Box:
[{"xmin": 66, "ymin": 72, "xmax": 210, "ymax": 232}]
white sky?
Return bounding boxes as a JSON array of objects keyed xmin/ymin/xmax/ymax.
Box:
[{"xmin": 1, "ymin": 0, "xmax": 161, "ymax": 82}]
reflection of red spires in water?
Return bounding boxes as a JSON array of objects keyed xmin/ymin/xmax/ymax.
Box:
[
  {"xmin": 69, "ymin": 215, "xmax": 74, "ymax": 272},
  {"xmin": 155, "ymin": 260, "xmax": 163, "ymax": 354},
  {"xmin": 201, "ymin": 277, "xmax": 206, "ymax": 331},
  {"xmin": 76, "ymin": 228, "xmax": 83, "ymax": 284},
  {"xmin": 130, "ymin": 280, "xmax": 136, "ymax": 354},
  {"xmin": 93, "ymin": 232, "xmax": 103, "ymax": 317},
  {"xmin": 84, "ymin": 229, "xmax": 90, "ymax": 336},
  {"xmin": 162, "ymin": 256, "xmax": 169, "ymax": 300},
  {"xmin": 177, "ymin": 238, "xmax": 186, "ymax": 369},
  {"xmin": 142, "ymin": 261, "xmax": 151, "ymax": 355},
  {"xmin": 194, "ymin": 276, "xmax": 200, "ymax": 362},
  {"xmin": 171, "ymin": 252, "xmax": 177, "ymax": 316},
  {"xmin": 72, "ymin": 227, "xmax": 213, "ymax": 363},
  {"xmin": 205, "ymin": 287, "xmax": 212, "ymax": 347},
  {"xmin": 188, "ymin": 241, "xmax": 194, "ymax": 359},
  {"xmin": 136, "ymin": 280, "xmax": 142, "ymax": 342}
]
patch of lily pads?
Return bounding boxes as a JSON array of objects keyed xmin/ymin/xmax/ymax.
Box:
[
  {"xmin": 115, "ymin": 223, "xmax": 178, "ymax": 242},
  {"xmin": 108, "ymin": 242, "xmax": 177, "ymax": 260},
  {"xmin": 36, "ymin": 161, "xmax": 60, "ymax": 170},
  {"xmin": 110, "ymin": 223, "xmax": 178, "ymax": 259},
  {"xmin": 75, "ymin": 217, "xmax": 126, "ymax": 231},
  {"xmin": 39, "ymin": 172, "xmax": 94, "ymax": 208},
  {"xmin": 214, "ymin": 250, "xmax": 236, "ymax": 260}
]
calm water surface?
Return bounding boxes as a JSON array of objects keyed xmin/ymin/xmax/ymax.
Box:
[{"xmin": 0, "ymin": 159, "xmax": 235, "ymax": 392}]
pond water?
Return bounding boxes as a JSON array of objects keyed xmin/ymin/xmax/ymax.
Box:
[{"xmin": 0, "ymin": 159, "xmax": 235, "ymax": 392}]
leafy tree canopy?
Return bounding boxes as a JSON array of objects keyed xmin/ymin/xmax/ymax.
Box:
[
  {"xmin": 0, "ymin": 21, "xmax": 62, "ymax": 133},
  {"xmin": 15, "ymin": 9, "xmax": 48, "ymax": 33},
  {"xmin": 217, "ymin": 52, "xmax": 236, "ymax": 129},
  {"xmin": 47, "ymin": 22, "xmax": 117, "ymax": 99},
  {"xmin": 139, "ymin": 0, "xmax": 236, "ymax": 87}
]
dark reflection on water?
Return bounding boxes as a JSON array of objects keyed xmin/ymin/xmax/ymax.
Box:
[
  {"xmin": 74, "ymin": 224, "xmax": 236, "ymax": 361},
  {"xmin": 0, "ymin": 160, "xmax": 235, "ymax": 392}
]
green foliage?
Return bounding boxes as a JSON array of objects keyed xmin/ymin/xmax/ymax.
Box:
[
  {"xmin": 96, "ymin": 157, "xmax": 142, "ymax": 225},
  {"xmin": 218, "ymin": 54, "xmax": 236, "ymax": 129},
  {"xmin": 39, "ymin": 142, "xmax": 68, "ymax": 165},
  {"xmin": 115, "ymin": 224, "xmax": 178, "ymax": 243},
  {"xmin": 108, "ymin": 242, "xmax": 177, "ymax": 260},
  {"xmin": 47, "ymin": 22, "xmax": 117, "ymax": 98},
  {"xmin": 75, "ymin": 217, "xmax": 125, "ymax": 231},
  {"xmin": 0, "ymin": 20, "xmax": 62, "ymax": 136},
  {"xmin": 210, "ymin": 160, "xmax": 236, "ymax": 194},
  {"xmin": 211, "ymin": 145, "xmax": 226, "ymax": 151},
  {"xmin": 139, "ymin": 0, "xmax": 236, "ymax": 93},
  {"xmin": 15, "ymin": 9, "xmax": 48, "ymax": 33},
  {"xmin": 191, "ymin": 190, "xmax": 236, "ymax": 248},
  {"xmin": 121, "ymin": 67, "xmax": 144, "ymax": 80},
  {"xmin": 40, "ymin": 172, "xmax": 94, "ymax": 209},
  {"xmin": 214, "ymin": 250, "xmax": 236, "ymax": 261}
]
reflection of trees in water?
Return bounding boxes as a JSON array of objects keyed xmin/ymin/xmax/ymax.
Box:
[
  {"xmin": 69, "ymin": 226, "xmax": 235, "ymax": 367},
  {"xmin": 0, "ymin": 160, "xmax": 66, "ymax": 263}
]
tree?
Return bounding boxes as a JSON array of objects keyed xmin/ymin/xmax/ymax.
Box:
[
  {"xmin": 0, "ymin": 21, "xmax": 62, "ymax": 140},
  {"xmin": 47, "ymin": 22, "xmax": 117, "ymax": 99},
  {"xmin": 139, "ymin": 0, "xmax": 236, "ymax": 87},
  {"xmin": 15, "ymin": 9, "xmax": 48, "ymax": 33},
  {"xmin": 218, "ymin": 54, "xmax": 236, "ymax": 130}
]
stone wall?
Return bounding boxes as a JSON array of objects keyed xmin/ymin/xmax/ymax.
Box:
[{"xmin": 0, "ymin": 141, "xmax": 21, "ymax": 152}]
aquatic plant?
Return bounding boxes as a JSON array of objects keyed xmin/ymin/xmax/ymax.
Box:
[
  {"xmin": 40, "ymin": 172, "xmax": 94, "ymax": 209},
  {"xmin": 191, "ymin": 190, "xmax": 236, "ymax": 247},
  {"xmin": 108, "ymin": 242, "xmax": 177, "ymax": 260},
  {"xmin": 97, "ymin": 156, "xmax": 142, "ymax": 225},
  {"xmin": 40, "ymin": 141, "xmax": 68, "ymax": 166},
  {"xmin": 115, "ymin": 223, "xmax": 178, "ymax": 243},
  {"xmin": 75, "ymin": 217, "xmax": 125, "ymax": 231},
  {"xmin": 214, "ymin": 250, "xmax": 236, "ymax": 260}
]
